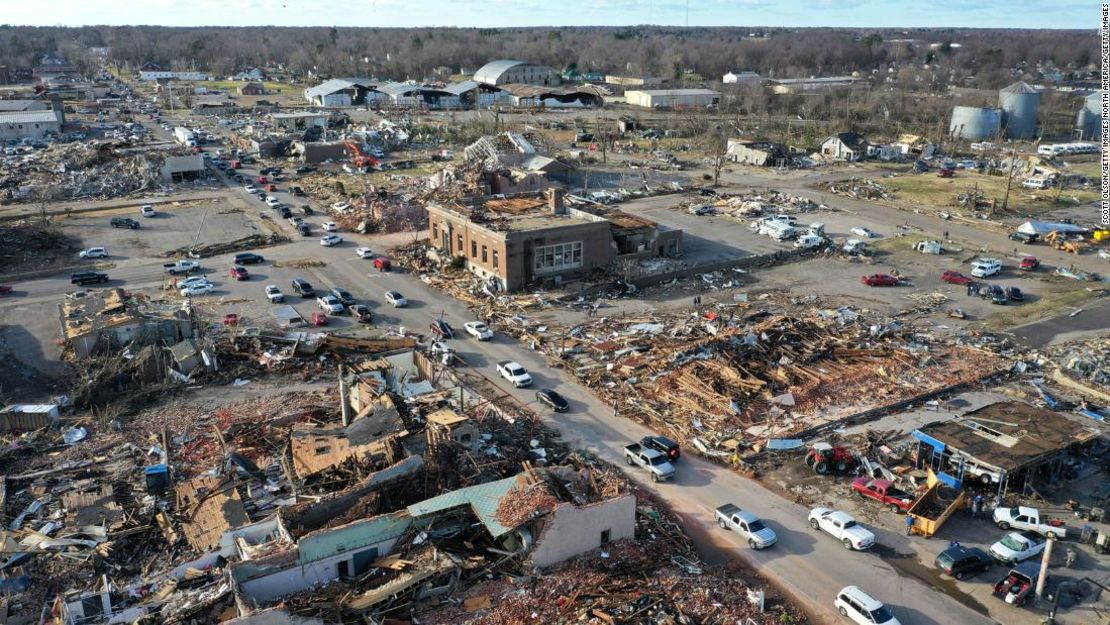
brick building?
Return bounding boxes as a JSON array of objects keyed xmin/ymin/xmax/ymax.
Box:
[{"xmin": 426, "ymin": 189, "xmax": 681, "ymax": 291}]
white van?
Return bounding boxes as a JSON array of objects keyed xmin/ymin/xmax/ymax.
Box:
[
  {"xmin": 970, "ymin": 258, "xmax": 1002, "ymax": 278},
  {"xmin": 835, "ymin": 586, "xmax": 900, "ymax": 625},
  {"xmin": 1022, "ymin": 177, "xmax": 1050, "ymax": 190}
]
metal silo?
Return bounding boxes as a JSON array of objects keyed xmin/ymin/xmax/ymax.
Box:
[
  {"xmin": 1076, "ymin": 92, "xmax": 1101, "ymax": 140},
  {"xmin": 999, "ymin": 81, "xmax": 1041, "ymax": 139},
  {"xmin": 949, "ymin": 106, "xmax": 1002, "ymax": 140}
]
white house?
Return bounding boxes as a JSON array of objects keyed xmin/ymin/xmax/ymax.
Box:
[
  {"xmin": 723, "ymin": 71, "xmax": 760, "ymax": 84},
  {"xmin": 819, "ymin": 132, "xmax": 870, "ymax": 161}
]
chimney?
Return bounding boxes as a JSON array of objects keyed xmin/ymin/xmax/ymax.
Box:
[{"xmin": 547, "ymin": 188, "xmax": 566, "ymax": 215}]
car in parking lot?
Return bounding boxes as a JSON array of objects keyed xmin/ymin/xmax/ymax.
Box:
[
  {"xmin": 79, "ymin": 247, "xmax": 109, "ymax": 259},
  {"xmin": 278, "ymin": 207, "xmax": 292, "ymax": 219},
  {"xmin": 322, "ymin": 221, "xmax": 338, "ymax": 232},
  {"xmin": 935, "ymin": 545, "xmax": 994, "ymax": 580},
  {"xmin": 311, "ymin": 311, "xmax": 328, "ymax": 326},
  {"xmin": 233, "ymin": 252, "xmax": 265, "ymax": 265},
  {"xmin": 988, "ymin": 284, "xmax": 1008, "ymax": 304},
  {"xmin": 111, "ymin": 217, "xmax": 140, "ymax": 229},
  {"xmin": 265, "ymin": 196, "xmax": 280, "ymax": 207},
  {"xmin": 320, "ymin": 234, "xmax": 343, "ymax": 247},
  {"xmin": 1019, "ymin": 256, "xmax": 1039, "ymax": 271},
  {"xmin": 834, "ymin": 586, "xmax": 900, "ymax": 625},
  {"xmin": 355, "ymin": 247, "xmax": 374, "ymax": 259},
  {"xmin": 264, "ymin": 285, "xmax": 284, "ymax": 303},
  {"xmin": 297, "ymin": 223, "xmax": 312, "ymax": 236},
  {"xmin": 384, "ymin": 291, "xmax": 408, "ymax": 307},
  {"xmin": 429, "ymin": 319, "xmax": 454, "ymax": 339},
  {"xmin": 989, "ymin": 531, "xmax": 1046, "ymax": 565},
  {"xmin": 180, "ymin": 283, "xmax": 214, "ymax": 297},
  {"xmin": 373, "ymin": 257, "xmax": 392, "ymax": 271},
  {"xmin": 861, "ymin": 273, "xmax": 898, "ymax": 287},
  {"xmin": 941, "ymin": 271, "xmax": 973, "ymax": 285},
  {"xmin": 349, "ymin": 304, "xmax": 373, "ymax": 323},
  {"xmin": 535, "ymin": 388, "xmax": 569, "ymax": 412},
  {"xmin": 317, "ymin": 295, "xmax": 345, "ymax": 314},
  {"xmin": 464, "ymin": 321, "xmax": 493, "ymax": 340},
  {"xmin": 70, "ymin": 271, "xmax": 110, "ymax": 285},
  {"xmin": 244, "ymin": 184, "xmax": 258, "ymax": 193},
  {"xmin": 331, "ymin": 287, "xmax": 356, "ymax": 306},
  {"xmin": 850, "ymin": 226, "xmax": 876, "ymax": 238},
  {"xmin": 288, "ymin": 216, "xmax": 304, "ymax": 227},
  {"xmin": 228, "ymin": 266, "xmax": 249, "ymax": 280},
  {"xmin": 291, "ymin": 278, "xmax": 315, "ymax": 297},
  {"xmin": 140, "ymin": 204, "xmax": 156, "ymax": 217},
  {"xmin": 178, "ymin": 276, "xmax": 211, "ymax": 289},
  {"xmin": 1006, "ymin": 286, "xmax": 1024, "ymax": 301}
]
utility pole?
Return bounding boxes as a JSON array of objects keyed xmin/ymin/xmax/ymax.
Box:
[
  {"xmin": 1035, "ymin": 537, "xmax": 1055, "ymax": 601},
  {"xmin": 1001, "ymin": 148, "xmax": 1019, "ymax": 214}
]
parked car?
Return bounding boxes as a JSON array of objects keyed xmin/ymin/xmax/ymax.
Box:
[
  {"xmin": 993, "ymin": 561, "xmax": 1041, "ymax": 607},
  {"xmin": 291, "ymin": 278, "xmax": 315, "ymax": 297},
  {"xmin": 808, "ymin": 508, "xmax": 875, "ymax": 550},
  {"xmin": 861, "ymin": 273, "xmax": 898, "ymax": 287},
  {"xmin": 1006, "ymin": 286, "xmax": 1024, "ymax": 302},
  {"xmin": 993, "ymin": 506, "xmax": 1066, "ymax": 539},
  {"xmin": 834, "ymin": 586, "xmax": 900, "ymax": 625},
  {"xmin": 228, "ymin": 266, "xmax": 249, "ymax": 281},
  {"xmin": 140, "ymin": 204, "xmax": 156, "ymax": 217},
  {"xmin": 850, "ymin": 226, "xmax": 876, "ymax": 238},
  {"xmin": 623, "ymin": 442, "xmax": 675, "ymax": 482},
  {"xmin": 264, "ymin": 285, "xmax": 284, "ymax": 303},
  {"xmin": 970, "ymin": 258, "xmax": 1002, "ymax": 278},
  {"xmin": 322, "ymin": 221, "xmax": 338, "ymax": 232},
  {"xmin": 464, "ymin": 321, "xmax": 493, "ymax": 340},
  {"xmin": 640, "ymin": 435, "xmax": 681, "ymax": 462},
  {"xmin": 1019, "ymin": 256, "xmax": 1039, "ymax": 271},
  {"xmin": 941, "ymin": 270, "xmax": 973, "ymax": 285},
  {"xmin": 384, "ymin": 291, "xmax": 407, "ymax": 307},
  {"xmin": 320, "ymin": 234, "xmax": 343, "ymax": 247},
  {"xmin": 180, "ymin": 283, "xmax": 214, "ymax": 297},
  {"xmin": 233, "ymin": 252, "xmax": 265, "ymax": 265},
  {"xmin": 429, "ymin": 319, "xmax": 454, "ymax": 339},
  {"xmin": 317, "ymin": 295, "xmax": 344, "ymax": 314},
  {"xmin": 715, "ymin": 503, "xmax": 778, "ymax": 549},
  {"xmin": 496, "ymin": 361, "xmax": 532, "ymax": 387},
  {"xmin": 163, "ymin": 260, "xmax": 200, "ymax": 275},
  {"xmin": 1009, "ymin": 231, "xmax": 1038, "ymax": 244},
  {"xmin": 70, "ymin": 271, "xmax": 110, "ymax": 285},
  {"xmin": 935, "ymin": 545, "xmax": 994, "ymax": 580},
  {"xmin": 301, "ymin": 205, "xmax": 314, "ymax": 215},
  {"xmin": 331, "ymin": 201, "xmax": 351, "ymax": 212},
  {"xmin": 373, "ymin": 257, "xmax": 392, "ymax": 271},
  {"xmin": 290, "ymin": 186, "xmax": 305, "ymax": 196},
  {"xmin": 350, "ymin": 304, "xmax": 373, "ymax": 323},
  {"xmin": 297, "ymin": 223, "xmax": 312, "ymax": 236},
  {"xmin": 535, "ymin": 389, "xmax": 569, "ymax": 412},
  {"xmin": 989, "ymin": 531, "xmax": 1046, "ymax": 565},
  {"xmin": 988, "ymin": 284, "xmax": 1008, "ymax": 305},
  {"xmin": 79, "ymin": 247, "xmax": 108, "ymax": 259},
  {"xmin": 331, "ymin": 287, "xmax": 355, "ymax": 306},
  {"xmin": 111, "ymin": 217, "xmax": 140, "ymax": 229},
  {"xmin": 265, "ymin": 196, "xmax": 280, "ymax": 207},
  {"xmin": 311, "ymin": 311, "xmax": 328, "ymax": 326},
  {"xmin": 0, "ymin": 284, "xmax": 13, "ymax": 295},
  {"xmin": 355, "ymin": 247, "xmax": 374, "ymax": 259},
  {"xmin": 243, "ymin": 184, "xmax": 257, "ymax": 193}
]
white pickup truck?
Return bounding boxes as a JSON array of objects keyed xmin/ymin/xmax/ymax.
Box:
[
  {"xmin": 163, "ymin": 260, "xmax": 200, "ymax": 275},
  {"xmin": 715, "ymin": 503, "xmax": 777, "ymax": 549},
  {"xmin": 623, "ymin": 443, "xmax": 676, "ymax": 482},
  {"xmin": 808, "ymin": 507, "xmax": 876, "ymax": 551},
  {"xmin": 993, "ymin": 506, "xmax": 1067, "ymax": 539},
  {"xmin": 495, "ymin": 361, "xmax": 532, "ymax": 387}
]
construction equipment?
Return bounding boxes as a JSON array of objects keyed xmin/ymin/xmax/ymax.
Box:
[
  {"xmin": 343, "ymin": 140, "xmax": 380, "ymax": 171},
  {"xmin": 804, "ymin": 442, "xmax": 857, "ymax": 475},
  {"xmin": 1045, "ymin": 231, "xmax": 1083, "ymax": 254}
]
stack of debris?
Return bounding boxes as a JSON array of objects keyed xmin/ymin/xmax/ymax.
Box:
[
  {"xmin": 822, "ymin": 178, "xmax": 889, "ymax": 201},
  {"xmin": 1049, "ymin": 337, "xmax": 1109, "ymax": 391}
]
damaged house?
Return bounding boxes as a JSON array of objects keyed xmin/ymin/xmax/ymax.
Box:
[
  {"xmin": 58, "ymin": 288, "xmax": 197, "ymax": 360},
  {"xmin": 463, "ymin": 132, "xmax": 573, "ymax": 194},
  {"xmin": 726, "ymin": 139, "xmax": 790, "ymax": 167}
]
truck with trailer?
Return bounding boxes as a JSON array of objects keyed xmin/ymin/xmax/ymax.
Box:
[
  {"xmin": 905, "ymin": 470, "xmax": 967, "ymax": 538},
  {"xmin": 173, "ymin": 127, "xmax": 196, "ymax": 147}
]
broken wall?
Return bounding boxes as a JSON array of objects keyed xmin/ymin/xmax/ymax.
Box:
[{"xmin": 528, "ymin": 495, "xmax": 636, "ymax": 569}]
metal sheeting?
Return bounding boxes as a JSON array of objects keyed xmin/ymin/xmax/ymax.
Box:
[
  {"xmin": 949, "ymin": 106, "xmax": 1001, "ymax": 140},
  {"xmin": 999, "ymin": 81, "xmax": 1041, "ymax": 139}
]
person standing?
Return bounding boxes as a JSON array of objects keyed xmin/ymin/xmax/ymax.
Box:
[
  {"xmin": 973, "ymin": 494, "xmax": 984, "ymax": 519},
  {"xmin": 905, "ymin": 514, "xmax": 915, "ymax": 536}
]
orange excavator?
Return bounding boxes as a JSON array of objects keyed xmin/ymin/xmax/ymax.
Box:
[{"xmin": 343, "ymin": 140, "xmax": 380, "ymax": 170}]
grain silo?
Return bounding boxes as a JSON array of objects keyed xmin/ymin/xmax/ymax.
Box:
[
  {"xmin": 999, "ymin": 81, "xmax": 1041, "ymax": 139},
  {"xmin": 949, "ymin": 106, "xmax": 1002, "ymax": 140},
  {"xmin": 1076, "ymin": 92, "xmax": 1101, "ymax": 140}
]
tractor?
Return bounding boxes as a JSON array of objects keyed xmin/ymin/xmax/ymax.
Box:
[{"xmin": 804, "ymin": 442, "xmax": 857, "ymax": 475}]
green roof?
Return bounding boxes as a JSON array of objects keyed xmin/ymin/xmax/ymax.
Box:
[
  {"xmin": 298, "ymin": 511, "xmax": 412, "ymax": 564},
  {"xmin": 406, "ymin": 476, "xmax": 520, "ymax": 537}
]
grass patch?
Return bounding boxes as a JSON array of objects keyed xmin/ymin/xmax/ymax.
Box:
[
  {"xmin": 198, "ymin": 80, "xmax": 302, "ymax": 94},
  {"xmin": 978, "ymin": 283, "xmax": 1096, "ymax": 330},
  {"xmin": 882, "ymin": 172, "xmax": 1098, "ymax": 214}
]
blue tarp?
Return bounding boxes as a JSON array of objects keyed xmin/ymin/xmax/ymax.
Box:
[
  {"xmin": 912, "ymin": 430, "xmax": 947, "ymax": 452},
  {"xmin": 765, "ymin": 439, "xmax": 805, "ymax": 451}
]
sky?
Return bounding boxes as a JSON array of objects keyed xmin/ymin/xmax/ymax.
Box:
[{"xmin": 7, "ymin": 0, "xmax": 1094, "ymax": 29}]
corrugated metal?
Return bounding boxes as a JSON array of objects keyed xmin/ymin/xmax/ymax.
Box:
[
  {"xmin": 0, "ymin": 110, "xmax": 60, "ymax": 124},
  {"xmin": 949, "ymin": 106, "xmax": 1001, "ymax": 140},
  {"xmin": 297, "ymin": 511, "xmax": 411, "ymax": 564},
  {"xmin": 999, "ymin": 82, "xmax": 1040, "ymax": 139},
  {"xmin": 407, "ymin": 475, "xmax": 519, "ymax": 537},
  {"xmin": 474, "ymin": 60, "xmax": 526, "ymax": 85}
]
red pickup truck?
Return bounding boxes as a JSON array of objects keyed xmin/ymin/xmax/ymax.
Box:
[{"xmin": 852, "ymin": 477, "xmax": 916, "ymax": 512}]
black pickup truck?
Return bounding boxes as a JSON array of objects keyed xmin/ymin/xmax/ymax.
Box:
[{"xmin": 640, "ymin": 435, "xmax": 681, "ymax": 462}]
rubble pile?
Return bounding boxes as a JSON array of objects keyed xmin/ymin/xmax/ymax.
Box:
[
  {"xmin": 822, "ymin": 178, "xmax": 890, "ymax": 200},
  {"xmin": 162, "ymin": 232, "xmax": 289, "ymax": 258},
  {"xmin": 709, "ymin": 189, "xmax": 820, "ymax": 217},
  {"xmin": 1049, "ymin": 337, "xmax": 1110, "ymax": 390},
  {"xmin": 0, "ymin": 220, "xmax": 81, "ymax": 273},
  {"xmin": 0, "ymin": 141, "xmax": 179, "ymax": 202}
]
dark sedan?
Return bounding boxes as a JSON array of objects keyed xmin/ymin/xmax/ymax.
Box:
[
  {"xmin": 233, "ymin": 252, "xmax": 265, "ymax": 265},
  {"xmin": 536, "ymin": 389, "xmax": 569, "ymax": 412}
]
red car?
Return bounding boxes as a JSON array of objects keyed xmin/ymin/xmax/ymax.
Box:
[
  {"xmin": 941, "ymin": 270, "xmax": 973, "ymax": 285},
  {"xmin": 1019, "ymin": 256, "xmax": 1040, "ymax": 271},
  {"xmin": 0, "ymin": 284, "xmax": 12, "ymax": 295},
  {"xmin": 311, "ymin": 311, "xmax": 328, "ymax": 326},
  {"xmin": 266, "ymin": 184, "xmax": 277, "ymax": 192},
  {"xmin": 229, "ymin": 266, "xmax": 249, "ymax": 281},
  {"xmin": 256, "ymin": 175, "xmax": 268, "ymax": 184},
  {"xmin": 862, "ymin": 273, "xmax": 899, "ymax": 287},
  {"xmin": 373, "ymin": 257, "xmax": 392, "ymax": 271}
]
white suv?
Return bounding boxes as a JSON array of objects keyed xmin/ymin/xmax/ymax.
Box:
[
  {"xmin": 970, "ymin": 258, "xmax": 1001, "ymax": 278},
  {"xmin": 835, "ymin": 586, "xmax": 900, "ymax": 625}
]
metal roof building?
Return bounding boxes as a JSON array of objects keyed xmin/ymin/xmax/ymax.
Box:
[
  {"xmin": 407, "ymin": 475, "xmax": 521, "ymax": 537},
  {"xmin": 474, "ymin": 59, "xmax": 560, "ymax": 87},
  {"xmin": 624, "ymin": 88, "xmax": 720, "ymax": 109},
  {"xmin": 303, "ymin": 77, "xmax": 377, "ymax": 106},
  {"xmin": 0, "ymin": 109, "xmax": 62, "ymax": 141}
]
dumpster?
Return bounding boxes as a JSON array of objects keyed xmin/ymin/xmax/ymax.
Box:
[{"xmin": 906, "ymin": 469, "xmax": 967, "ymax": 538}]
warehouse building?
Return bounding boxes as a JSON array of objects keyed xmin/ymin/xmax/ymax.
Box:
[
  {"xmin": 0, "ymin": 109, "xmax": 63, "ymax": 141},
  {"xmin": 426, "ymin": 189, "xmax": 681, "ymax": 292},
  {"xmin": 303, "ymin": 78, "xmax": 377, "ymax": 107},
  {"xmin": 474, "ymin": 60, "xmax": 560, "ymax": 87},
  {"xmin": 624, "ymin": 89, "xmax": 720, "ymax": 109},
  {"xmin": 373, "ymin": 80, "xmax": 492, "ymax": 109}
]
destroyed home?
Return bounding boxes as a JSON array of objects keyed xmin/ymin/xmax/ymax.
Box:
[
  {"xmin": 727, "ymin": 139, "xmax": 790, "ymax": 167},
  {"xmin": 463, "ymin": 131, "xmax": 573, "ymax": 193},
  {"xmin": 820, "ymin": 132, "xmax": 870, "ymax": 161},
  {"xmin": 426, "ymin": 189, "xmax": 682, "ymax": 291},
  {"xmin": 914, "ymin": 401, "xmax": 1102, "ymax": 497},
  {"xmin": 58, "ymin": 288, "xmax": 197, "ymax": 360}
]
